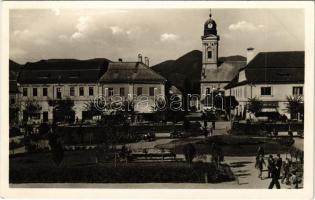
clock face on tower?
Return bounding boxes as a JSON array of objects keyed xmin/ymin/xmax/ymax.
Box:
[{"xmin": 208, "ymin": 23, "xmax": 213, "ymax": 29}]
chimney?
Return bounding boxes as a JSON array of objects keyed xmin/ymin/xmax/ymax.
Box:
[
  {"xmin": 118, "ymin": 58, "xmax": 123, "ymax": 62},
  {"xmin": 138, "ymin": 54, "xmax": 142, "ymax": 63},
  {"xmin": 144, "ymin": 57, "xmax": 149, "ymax": 67},
  {"xmin": 246, "ymin": 47, "xmax": 255, "ymax": 64}
]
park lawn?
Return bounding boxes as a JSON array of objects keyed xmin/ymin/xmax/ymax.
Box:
[
  {"xmin": 155, "ymin": 135, "xmax": 291, "ymax": 156},
  {"xmin": 10, "ymin": 150, "xmax": 233, "ymax": 184}
]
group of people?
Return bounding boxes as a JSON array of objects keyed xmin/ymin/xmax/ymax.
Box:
[{"xmin": 255, "ymin": 146, "xmax": 300, "ymax": 189}]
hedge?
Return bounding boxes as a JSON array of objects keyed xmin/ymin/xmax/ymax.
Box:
[
  {"xmin": 232, "ymin": 122, "xmax": 304, "ymax": 135},
  {"xmin": 10, "ymin": 162, "xmax": 233, "ymax": 184}
]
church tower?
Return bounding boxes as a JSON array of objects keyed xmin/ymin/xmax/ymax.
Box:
[
  {"xmin": 199, "ymin": 10, "xmax": 221, "ymax": 111},
  {"xmin": 201, "ymin": 10, "xmax": 220, "ymax": 79}
]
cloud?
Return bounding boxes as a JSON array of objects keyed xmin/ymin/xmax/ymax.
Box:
[
  {"xmin": 34, "ymin": 38, "xmax": 50, "ymax": 46},
  {"xmin": 51, "ymin": 8, "xmax": 60, "ymax": 16},
  {"xmin": 229, "ymin": 21, "xmax": 265, "ymax": 32},
  {"xmin": 160, "ymin": 33, "xmax": 179, "ymax": 42},
  {"xmin": 71, "ymin": 16, "xmax": 90, "ymax": 40},
  {"xmin": 13, "ymin": 29, "xmax": 31, "ymax": 39},
  {"xmin": 110, "ymin": 26, "xmax": 124, "ymax": 35}
]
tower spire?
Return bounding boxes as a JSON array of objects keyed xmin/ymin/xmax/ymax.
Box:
[{"xmin": 209, "ymin": 9, "xmax": 212, "ymax": 18}]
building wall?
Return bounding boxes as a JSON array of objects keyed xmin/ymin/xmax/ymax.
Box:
[
  {"xmin": 228, "ymin": 83, "xmax": 304, "ymax": 119},
  {"xmin": 101, "ymin": 83, "xmax": 165, "ymax": 113},
  {"xmin": 18, "ymin": 83, "xmax": 100, "ymax": 123},
  {"xmin": 200, "ymin": 82, "xmax": 228, "ymax": 110}
]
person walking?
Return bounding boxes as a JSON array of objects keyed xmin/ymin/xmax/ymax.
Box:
[
  {"xmin": 276, "ymin": 154, "xmax": 283, "ymax": 172},
  {"xmin": 212, "ymin": 120, "xmax": 216, "ymax": 130},
  {"xmin": 290, "ymin": 171, "xmax": 299, "ymax": 189},
  {"xmin": 268, "ymin": 164, "xmax": 281, "ymax": 189},
  {"xmin": 281, "ymin": 158, "xmax": 291, "ymax": 184},
  {"xmin": 267, "ymin": 155, "xmax": 274, "ymax": 178},
  {"xmin": 255, "ymin": 155, "xmax": 266, "ymax": 180},
  {"xmin": 257, "ymin": 146, "xmax": 265, "ymax": 157},
  {"xmin": 209, "ymin": 125, "xmax": 213, "ymax": 136}
]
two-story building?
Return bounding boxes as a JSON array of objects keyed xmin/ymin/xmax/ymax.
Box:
[
  {"xmin": 225, "ymin": 51, "xmax": 304, "ymax": 120},
  {"xmin": 17, "ymin": 58, "xmax": 109, "ymax": 123},
  {"xmin": 99, "ymin": 56, "xmax": 166, "ymax": 113}
]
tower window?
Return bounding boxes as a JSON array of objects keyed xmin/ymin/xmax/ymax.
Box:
[{"xmin": 208, "ymin": 51, "xmax": 212, "ymax": 59}]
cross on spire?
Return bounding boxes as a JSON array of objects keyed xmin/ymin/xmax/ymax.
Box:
[{"xmin": 209, "ymin": 9, "xmax": 212, "ymax": 18}]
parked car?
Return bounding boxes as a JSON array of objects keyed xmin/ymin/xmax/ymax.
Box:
[
  {"xmin": 170, "ymin": 130, "xmax": 184, "ymax": 138},
  {"xmin": 141, "ymin": 132, "xmax": 156, "ymax": 141}
]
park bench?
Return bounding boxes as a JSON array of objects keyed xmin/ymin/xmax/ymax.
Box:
[{"xmin": 131, "ymin": 148, "xmax": 176, "ymax": 160}]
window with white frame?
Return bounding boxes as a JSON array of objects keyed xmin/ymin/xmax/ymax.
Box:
[
  {"xmin": 149, "ymin": 87, "xmax": 155, "ymax": 96},
  {"xmin": 79, "ymin": 87, "xmax": 84, "ymax": 96},
  {"xmin": 23, "ymin": 88, "xmax": 28, "ymax": 97},
  {"xmin": 108, "ymin": 88, "xmax": 114, "ymax": 96},
  {"xmin": 33, "ymin": 88, "xmax": 38, "ymax": 97},
  {"xmin": 70, "ymin": 87, "xmax": 75, "ymax": 96},
  {"xmin": 293, "ymin": 86, "xmax": 303, "ymax": 95}
]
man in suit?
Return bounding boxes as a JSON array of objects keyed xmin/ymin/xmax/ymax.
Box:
[{"xmin": 268, "ymin": 164, "xmax": 281, "ymax": 189}]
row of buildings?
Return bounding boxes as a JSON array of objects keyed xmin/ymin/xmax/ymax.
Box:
[
  {"xmin": 9, "ymin": 11, "xmax": 304, "ymax": 124},
  {"xmin": 10, "ymin": 56, "xmax": 167, "ymax": 124}
]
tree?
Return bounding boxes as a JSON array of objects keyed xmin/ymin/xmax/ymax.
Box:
[
  {"xmin": 9, "ymin": 102, "xmax": 19, "ymax": 126},
  {"xmin": 24, "ymin": 99, "xmax": 42, "ymax": 121},
  {"xmin": 286, "ymin": 96, "xmax": 304, "ymax": 120},
  {"xmin": 183, "ymin": 143, "xmax": 196, "ymax": 167},
  {"xmin": 247, "ymin": 97, "xmax": 263, "ymax": 116},
  {"xmin": 50, "ymin": 98, "xmax": 75, "ymax": 123},
  {"xmin": 84, "ymin": 100, "xmax": 106, "ymax": 120}
]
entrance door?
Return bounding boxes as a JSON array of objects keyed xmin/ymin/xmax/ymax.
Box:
[{"xmin": 43, "ymin": 111, "xmax": 48, "ymax": 122}]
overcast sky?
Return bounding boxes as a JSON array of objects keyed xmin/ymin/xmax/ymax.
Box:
[{"xmin": 10, "ymin": 9, "xmax": 304, "ymax": 66}]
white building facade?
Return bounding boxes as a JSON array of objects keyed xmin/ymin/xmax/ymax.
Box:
[{"xmin": 225, "ymin": 51, "xmax": 304, "ymax": 120}]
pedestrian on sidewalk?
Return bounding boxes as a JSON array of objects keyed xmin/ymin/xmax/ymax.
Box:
[
  {"xmin": 212, "ymin": 120, "xmax": 216, "ymax": 130},
  {"xmin": 267, "ymin": 155, "xmax": 274, "ymax": 178},
  {"xmin": 276, "ymin": 154, "xmax": 283, "ymax": 171},
  {"xmin": 290, "ymin": 171, "xmax": 300, "ymax": 189},
  {"xmin": 281, "ymin": 158, "xmax": 291, "ymax": 184},
  {"xmin": 255, "ymin": 155, "xmax": 266, "ymax": 180},
  {"xmin": 268, "ymin": 165, "xmax": 281, "ymax": 189},
  {"xmin": 209, "ymin": 125, "xmax": 213, "ymax": 136},
  {"xmin": 257, "ymin": 145, "xmax": 265, "ymax": 157}
]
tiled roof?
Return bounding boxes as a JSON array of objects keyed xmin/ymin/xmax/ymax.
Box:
[
  {"xmin": 201, "ymin": 61, "xmax": 246, "ymax": 82},
  {"xmin": 18, "ymin": 58, "xmax": 109, "ymax": 84},
  {"xmin": 225, "ymin": 51, "xmax": 305, "ymax": 89},
  {"xmin": 99, "ymin": 62, "xmax": 166, "ymax": 84}
]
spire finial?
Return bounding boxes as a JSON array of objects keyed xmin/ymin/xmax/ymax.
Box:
[{"xmin": 209, "ymin": 9, "xmax": 212, "ymax": 18}]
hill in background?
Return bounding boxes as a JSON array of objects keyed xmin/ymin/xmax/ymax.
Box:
[{"xmin": 151, "ymin": 50, "xmax": 246, "ymax": 94}]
